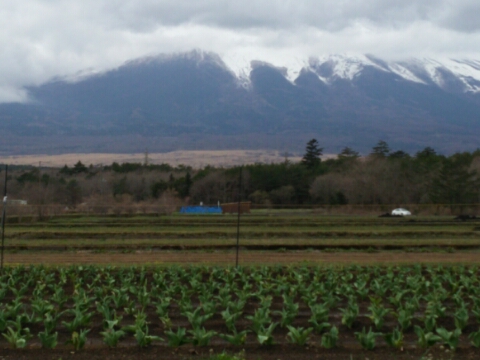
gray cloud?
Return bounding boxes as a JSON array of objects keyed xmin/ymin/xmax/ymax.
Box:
[
  {"xmin": 436, "ymin": 2, "xmax": 480, "ymax": 32},
  {"xmin": 92, "ymin": 0, "xmax": 470, "ymax": 32},
  {"xmin": 1, "ymin": 0, "xmax": 480, "ymax": 102}
]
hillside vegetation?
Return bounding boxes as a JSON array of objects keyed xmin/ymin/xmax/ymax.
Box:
[{"xmin": 1, "ymin": 141, "xmax": 479, "ymax": 216}]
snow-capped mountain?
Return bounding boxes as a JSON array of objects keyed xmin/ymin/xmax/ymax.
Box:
[
  {"xmin": 0, "ymin": 50, "xmax": 479, "ymax": 155},
  {"xmin": 45, "ymin": 49, "xmax": 480, "ymax": 95},
  {"xmin": 223, "ymin": 52, "xmax": 480, "ymax": 94},
  {"xmin": 306, "ymin": 54, "xmax": 480, "ymax": 94}
]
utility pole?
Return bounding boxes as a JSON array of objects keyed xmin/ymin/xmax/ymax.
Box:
[
  {"xmin": 235, "ymin": 166, "xmax": 243, "ymax": 268},
  {"xmin": 144, "ymin": 148, "xmax": 149, "ymax": 166},
  {"xmin": 282, "ymin": 151, "xmax": 290, "ymax": 165},
  {"xmin": 1, "ymin": 165, "xmax": 8, "ymax": 270}
]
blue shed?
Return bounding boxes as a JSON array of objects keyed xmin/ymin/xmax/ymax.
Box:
[{"xmin": 179, "ymin": 206, "xmax": 222, "ymax": 214}]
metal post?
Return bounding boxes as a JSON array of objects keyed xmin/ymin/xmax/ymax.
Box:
[
  {"xmin": 235, "ymin": 166, "xmax": 242, "ymax": 268},
  {"xmin": 1, "ymin": 165, "xmax": 8, "ymax": 270}
]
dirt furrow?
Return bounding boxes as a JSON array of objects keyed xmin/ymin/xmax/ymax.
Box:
[{"xmin": 4, "ymin": 251, "xmax": 480, "ymax": 265}]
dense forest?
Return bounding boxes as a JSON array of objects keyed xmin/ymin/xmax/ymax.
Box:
[{"xmin": 2, "ymin": 140, "xmax": 480, "ymax": 215}]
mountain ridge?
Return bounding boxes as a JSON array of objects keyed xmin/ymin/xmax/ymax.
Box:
[{"xmin": 0, "ymin": 50, "xmax": 479, "ymax": 155}]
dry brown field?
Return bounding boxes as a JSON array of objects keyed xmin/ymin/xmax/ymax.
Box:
[
  {"xmin": 5, "ymin": 250, "xmax": 480, "ymax": 266},
  {"xmin": 0, "ymin": 150, "xmax": 306, "ymax": 167}
]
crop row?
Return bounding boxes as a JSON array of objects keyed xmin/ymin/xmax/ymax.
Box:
[{"xmin": 1, "ymin": 265, "xmax": 480, "ymax": 350}]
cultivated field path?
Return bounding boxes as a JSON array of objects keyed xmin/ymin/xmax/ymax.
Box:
[{"xmin": 4, "ymin": 251, "xmax": 480, "ymax": 266}]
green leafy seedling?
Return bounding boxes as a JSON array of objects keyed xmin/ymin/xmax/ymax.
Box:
[
  {"xmin": 189, "ymin": 327, "xmax": 216, "ymax": 346},
  {"xmin": 38, "ymin": 329, "xmax": 58, "ymax": 349},
  {"xmin": 468, "ymin": 329, "xmax": 480, "ymax": 347},
  {"xmin": 2, "ymin": 326, "xmax": 30, "ymax": 349},
  {"xmin": 340, "ymin": 302, "xmax": 358, "ymax": 329},
  {"xmin": 219, "ymin": 329, "xmax": 249, "ymax": 345},
  {"xmin": 256, "ymin": 323, "xmax": 277, "ymax": 346},
  {"xmin": 454, "ymin": 306, "xmax": 469, "ymax": 330},
  {"xmin": 100, "ymin": 320, "xmax": 125, "ymax": 348},
  {"xmin": 66, "ymin": 329, "xmax": 90, "ymax": 351},
  {"xmin": 414, "ymin": 325, "xmax": 441, "ymax": 348},
  {"xmin": 286, "ymin": 326, "xmax": 313, "ymax": 346},
  {"xmin": 436, "ymin": 327, "xmax": 461, "ymax": 350},
  {"xmin": 165, "ymin": 327, "xmax": 189, "ymax": 347},
  {"xmin": 135, "ymin": 327, "xmax": 163, "ymax": 348},
  {"xmin": 355, "ymin": 327, "xmax": 382, "ymax": 350},
  {"xmin": 385, "ymin": 327, "xmax": 403, "ymax": 349},
  {"xmin": 321, "ymin": 326, "xmax": 339, "ymax": 349}
]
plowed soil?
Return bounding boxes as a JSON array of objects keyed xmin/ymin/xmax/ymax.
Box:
[
  {"xmin": 4, "ymin": 250, "xmax": 480, "ymax": 266},
  {"xmin": 1, "ymin": 344, "xmax": 478, "ymax": 360}
]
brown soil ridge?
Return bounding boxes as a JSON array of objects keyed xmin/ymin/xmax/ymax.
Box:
[
  {"xmin": 4, "ymin": 243, "xmax": 480, "ymax": 251},
  {"xmin": 4, "ymin": 251, "xmax": 480, "ymax": 266}
]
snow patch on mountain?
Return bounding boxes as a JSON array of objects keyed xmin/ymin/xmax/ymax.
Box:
[
  {"xmin": 66, "ymin": 50, "xmax": 480, "ymax": 95},
  {"xmin": 309, "ymin": 54, "xmax": 387, "ymax": 82},
  {"xmin": 397, "ymin": 58, "xmax": 480, "ymax": 93},
  {"xmin": 222, "ymin": 54, "xmax": 253, "ymax": 89},
  {"xmin": 286, "ymin": 54, "xmax": 480, "ymax": 93},
  {"xmin": 281, "ymin": 57, "xmax": 309, "ymax": 83},
  {"xmin": 432, "ymin": 58, "xmax": 480, "ymax": 93},
  {"xmin": 387, "ymin": 63, "xmax": 426, "ymax": 84},
  {"xmin": 223, "ymin": 53, "xmax": 307, "ymax": 87},
  {"xmin": 424, "ymin": 60, "xmax": 445, "ymax": 86},
  {"xmin": 127, "ymin": 51, "xmax": 480, "ymax": 95}
]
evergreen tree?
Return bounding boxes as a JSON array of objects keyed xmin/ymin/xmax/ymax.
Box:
[
  {"xmin": 65, "ymin": 179, "xmax": 82, "ymax": 207},
  {"xmin": 172, "ymin": 173, "xmax": 192, "ymax": 198},
  {"xmin": 151, "ymin": 180, "xmax": 168, "ymax": 198},
  {"xmin": 429, "ymin": 157, "xmax": 479, "ymax": 205},
  {"xmin": 331, "ymin": 146, "xmax": 360, "ymax": 172},
  {"xmin": 338, "ymin": 147, "xmax": 359, "ymax": 159},
  {"xmin": 59, "ymin": 165, "xmax": 72, "ymax": 175},
  {"xmin": 72, "ymin": 161, "xmax": 88, "ymax": 174},
  {"xmin": 416, "ymin": 146, "xmax": 437, "ymax": 158},
  {"xmin": 301, "ymin": 139, "xmax": 323, "ymax": 169},
  {"xmin": 371, "ymin": 140, "xmax": 390, "ymax": 157},
  {"xmin": 184, "ymin": 172, "xmax": 192, "ymax": 196},
  {"xmin": 389, "ymin": 150, "xmax": 409, "ymax": 159}
]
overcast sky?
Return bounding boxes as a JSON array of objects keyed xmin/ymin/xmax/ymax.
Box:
[{"xmin": 1, "ymin": 0, "xmax": 480, "ymax": 102}]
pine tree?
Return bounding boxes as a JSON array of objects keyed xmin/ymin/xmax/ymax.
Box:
[
  {"xmin": 338, "ymin": 147, "xmax": 359, "ymax": 159},
  {"xmin": 301, "ymin": 139, "xmax": 323, "ymax": 169},
  {"xmin": 72, "ymin": 161, "xmax": 88, "ymax": 174},
  {"xmin": 429, "ymin": 157, "xmax": 479, "ymax": 205},
  {"xmin": 371, "ymin": 140, "xmax": 390, "ymax": 157}
]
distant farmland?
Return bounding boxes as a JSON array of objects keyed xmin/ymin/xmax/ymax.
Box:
[
  {"xmin": 0, "ymin": 150, "xmax": 305, "ymax": 168},
  {"xmin": 3, "ymin": 213, "xmax": 480, "ymax": 266}
]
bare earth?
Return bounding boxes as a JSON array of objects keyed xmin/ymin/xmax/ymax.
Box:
[
  {"xmin": 5, "ymin": 251, "xmax": 480, "ymax": 266},
  {"xmin": 0, "ymin": 150, "xmax": 305, "ymax": 167}
]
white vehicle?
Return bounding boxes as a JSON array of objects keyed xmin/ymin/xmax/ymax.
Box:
[{"xmin": 392, "ymin": 208, "xmax": 411, "ymax": 216}]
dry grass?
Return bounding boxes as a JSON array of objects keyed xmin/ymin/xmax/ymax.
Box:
[
  {"xmin": 5, "ymin": 251, "xmax": 480, "ymax": 266},
  {"xmin": 0, "ymin": 150, "xmax": 306, "ymax": 168}
]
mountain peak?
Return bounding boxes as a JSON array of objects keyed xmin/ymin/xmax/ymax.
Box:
[
  {"xmin": 72, "ymin": 51, "xmax": 480, "ymax": 94},
  {"xmin": 2, "ymin": 49, "xmax": 480, "ymax": 155}
]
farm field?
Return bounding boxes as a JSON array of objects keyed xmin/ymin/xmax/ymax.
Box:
[
  {"xmin": 5, "ymin": 251, "xmax": 480, "ymax": 267},
  {"xmin": 0, "ymin": 150, "xmax": 304, "ymax": 167},
  {"xmin": 2, "ymin": 214, "xmax": 480, "ymax": 359},
  {"xmin": 2, "ymin": 213, "xmax": 480, "ymax": 266},
  {"xmin": 1, "ymin": 265, "xmax": 480, "ymax": 360}
]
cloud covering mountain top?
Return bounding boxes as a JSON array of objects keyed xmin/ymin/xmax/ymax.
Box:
[
  {"xmin": 2, "ymin": 0, "xmax": 480, "ymax": 103},
  {"xmin": 2, "ymin": 50, "xmax": 480, "ymax": 155}
]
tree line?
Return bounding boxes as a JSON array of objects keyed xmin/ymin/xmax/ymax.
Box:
[{"xmin": 2, "ymin": 140, "xmax": 480, "ymax": 211}]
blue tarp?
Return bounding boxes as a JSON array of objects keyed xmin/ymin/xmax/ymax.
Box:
[{"xmin": 179, "ymin": 206, "xmax": 222, "ymax": 214}]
